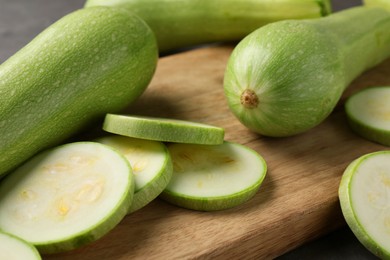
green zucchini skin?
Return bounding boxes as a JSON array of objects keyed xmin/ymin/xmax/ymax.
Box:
[
  {"xmin": 85, "ymin": 0, "xmax": 332, "ymax": 52},
  {"xmin": 364, "ymin": 0, "xmax": 390, "ymax": 11},
  {"xmin": 0, "ymin": 7, "xmax": 158, "ymax": 177},
  {"xmin": 224, "ymin": 7, "xmax": 390, "ymax": 137}
]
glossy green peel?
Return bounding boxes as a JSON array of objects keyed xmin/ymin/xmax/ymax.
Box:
[
  {"xmin": 224, "ymin": 7, "xmax": 390, "ymax": 137},
  {"xmin": 85, "ymin": 0, "xmax": 331, "ymax": 52},
  {"xmin": 0, "ymin": 7, "xmax": 158, "ymax": 178}
]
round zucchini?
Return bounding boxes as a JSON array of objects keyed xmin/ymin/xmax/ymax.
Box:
[
  {"xmin": 345, "ymin": 86, "xmax": 390, "ymax": 146},
  {"xmin": 224, "ymin": 7, "xmax": 390, "ymax": 137},
  {"xmin": 0, "ymin": 232, "xmax": 41, "ymax": 260},
  {"xmin": 97, "ymin": 135, "xmax": 173, "ymax": 213},
  {"xmin": 103, "ymin": 114, "xmax": 225, "ymax": 145},
  {"xmin": 0, "ymin": 6, "xmax": 158, "ymax": 178},
  {"xmin": 339, "ymin": 151, "xmax": 390, "ymax": 259},
  {"xmin": 0, "ymin": 142, "xmax": 134, "ymax": 254},
  {"xmin": 161, "ymin": 142, "xmax": 267, "ymax": 211}
]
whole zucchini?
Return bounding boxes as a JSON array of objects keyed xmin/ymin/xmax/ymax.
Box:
[
  {"xmin": 224, "ymin": 6, "xmax": 390, "ymax": 137},
  {"xmin": 85, "ymin": 0, "xmax": 332, "ymax": 52},
  {"xmin": 0, "ymin": 7, "xmax": 158, "ymax": 177}
]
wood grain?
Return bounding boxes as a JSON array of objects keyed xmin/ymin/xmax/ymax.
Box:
[{"xmin": 45, "ymin": 45, "xmax": 390, "ymax": 259}]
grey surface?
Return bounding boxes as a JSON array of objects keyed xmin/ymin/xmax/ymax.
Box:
[{"xmin": 0, "ymin": 0, "xmax": 379, "ymax": 259}]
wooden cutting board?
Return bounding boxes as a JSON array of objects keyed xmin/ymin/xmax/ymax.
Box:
[{"xmin": 46, "ymin": 45, "xmax": 390, "ymax": 259}]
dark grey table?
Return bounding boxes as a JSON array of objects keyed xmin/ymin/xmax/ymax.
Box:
[{"xmin": 0, "ymin": 0, "xmax": 380, "ymax": 259}]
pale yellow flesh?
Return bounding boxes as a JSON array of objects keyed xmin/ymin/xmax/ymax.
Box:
[
  {"xmin": 350, "ymin": 153, "xmax": 390, "ymax": 250},
  {"xmin": 0, "ymin": 142, "xmax": 131, "ymax": 243},
  {"xmin": 97, "ymin": 136, "xmax": 167, "ymax": 192},
  {"xmin": 0, "ymin": 233, "xmax": 39, "ymax": 260},
  {"xmin": 348, "ymin": 87, "xmax": 390, "ymax": 131},
  {"xmin": 166, "ymin": 142, "xmax": 266, "ymax": 197}
]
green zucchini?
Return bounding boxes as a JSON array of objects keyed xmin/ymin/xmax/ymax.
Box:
[
  {"xmin": 103, "ymin": 114, "xmax": 225, "ymax": 145},
  {"xmin": 97, "ymin": 135, "xmax": 173, "ymax": 213},
  {"xmin": 339, "ymin": 151, "xmax": 390, "ymax": 259},
  {"xmin": 345, "ymin": 86, "xmax": 390, "ymax": 146},
  {"xmin": 161, "ymin": 142, "xmax": 267, "ymax": 211},
  {"xmin": 224, "ymin": 6, "xmax": 390, "ymax": 137},
  {"xmin": 0, "ymin": 142, "xmax": 134, "ymax": 254},
  {"xmin": 85, "ymin": 0, "xmax": 332, "ymax": 52},
  {"xmin": 0, "ymin": 7, "xmax": 158, "ymax": 177},
  {"xmin": 364, "ymin": 0, "xmax": 390, "ymax": 11},
  {"xmin": 0, "ymin": 232, "xmax": 41, "ymax": 260}
]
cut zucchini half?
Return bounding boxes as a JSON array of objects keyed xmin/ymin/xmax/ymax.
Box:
[
  {"xmin": 339, "ymin": 151, "xmax": 390, "ymax": 259},
  {"xmin": 0, "ymin": 232, "xmax": 41, "ymax": 260},
  {"xmin": 161, "ymin": 142, "xmax": 267, "ymax": 211},
  {"xmin": 0, "ymin": 142, "xmax": 134, "ymax": 254},
  {"xmin": 345, "ymin": 86, "xmax": 390, "ymax": 146},
  {"xmin": 97, "ymin": 136, "xmax": 173, "ymax": 213},
  {"xmin": 103, "ymin": 114, "xmax": 225, "ymax": 145}
]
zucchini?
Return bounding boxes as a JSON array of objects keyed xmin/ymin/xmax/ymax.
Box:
[
  {"xmin": 339, "ymin": 151, "xmax": 390, "ymax": 259},
  {"xmin": 345, "ymin": 86, "xmax": 390, "ymax": 146},
  {"xmin": 85, "ymin": 0, "xmax": 332, "ymax": 52},
  {"xmin": 0, "ymin": 232, "xmax": 41, "ymax": 260},
  {"xmin": 0, "ymin": 142, "xmax": 134, "ymax": 254},
  {"xmin": 224, "ymin": 6, "xmax": 390, "ymax": 137},
  {"xmin": 97, "ymin": 135, "xmax": 173, "ymax": 213},
  {"xmin": 161, "ymin": 142, "xmax": 267, "ymax": 211},
  {"xmin": 364, "ymin": 0, "xmax": 390, "ymax": 11},
  {"xmin": 103, "ymin": 114, "xmax": 225, "ymax": 145},
  {"xmin": 0, "ymin": 7, "xmax": 158, "ymax": 177}
]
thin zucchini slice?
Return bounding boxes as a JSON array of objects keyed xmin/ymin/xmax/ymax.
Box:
[
  {"xmin": 103, "ymin": 114, "xmax": 225, "ymax": 145},
  {"xmin": 345, "ymin": 86, "xmax": 390, "ymax": 146},
  {"xmin": 161, "ymin": 142, "xmax": 267, "ymax": 211},
  {"xmin": 0, "ymin": 142, "xmax": 133, "ymax": 254},
  {"xmin": 97, "ymin": 136, "xmax": 172, "ymax": 213},
  {"xmin": 0, "ymin": 232, "xmax": 41, "ymax": 260},
  {"xmin": 339, "ymin": 151, "xmax": 390, "ymax": 259}
]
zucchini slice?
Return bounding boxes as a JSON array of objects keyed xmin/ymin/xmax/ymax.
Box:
[
  {"xmin": 161, "ymin": 142, "xmax": 267, "ymax": 211},
  {"xmin": 97, "ymin": 136, "xmax": 172, "ymax": 213},
  {"xmin": 345, "ymin": 86, "xmax": 390, "ymax": 146},
  {"xmin": 103, "ymin": 114, "xmax": 225, "ymax": 145},
  {"xmin": 0, "ymin": 142, "xmax": 133, "ymax": 254},
  {"xmin": 0, "ymin": 232, "xmax": 41, "ymax": 260},
  {"xmin": 339, "ymin": 151, "xmax": 390, "ymax": 259}
]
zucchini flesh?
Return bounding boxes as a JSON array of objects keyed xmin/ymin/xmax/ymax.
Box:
[
  {"xmin": 0, "ymin": 7, "xmax": 158, "ymax": 178},
  {"xmin": 85, "ymin": 0, "xmax": 332, "ymax": 52},
  {"xmin": 0, "ymin": 232, "xmax": 41, "ymax": 260},
  {"xmin": 346, "ymin": 86, "xmax": 390, "ymax": 146},
  {"xmin": 339, "ymin": 151, "xmax": 390, "ymax": 259},
  {"xmin": 161, "ymin": 142, "xmax": 267, "ymax": 211},
  {"xmin": 0, "ymin": 142, "xmax": 134, "ymax": 254},
  {"xmin": 97, "ymin": 136, "xmax": 173, "ymax": 213}
]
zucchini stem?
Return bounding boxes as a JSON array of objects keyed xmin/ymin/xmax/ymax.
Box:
[{"xmin": 241, "ymin": 89, "xmax": 259, "ymax": 109}]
